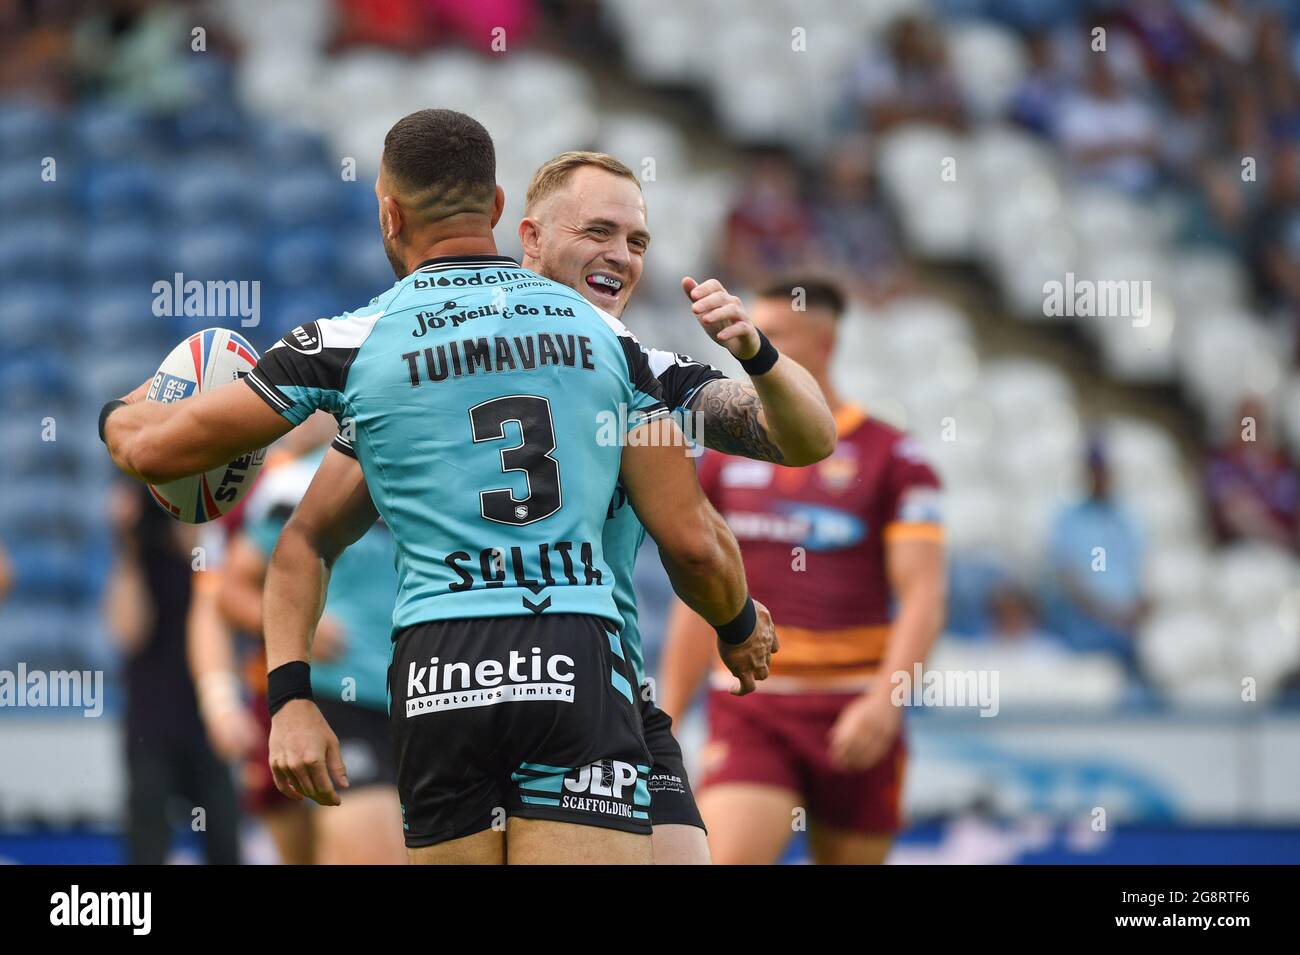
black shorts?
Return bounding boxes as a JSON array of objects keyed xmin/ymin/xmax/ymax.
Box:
[
  {"xmin": 389, "ymin": 614, "xmax": 653, "ymax": 847},
  {"xmin": 315, "ymin": 698, "xmax": 397, "ymax": 791},
  {"xmin": 639, "ymin": 693, "xmax": 706, "ymax": 831}
]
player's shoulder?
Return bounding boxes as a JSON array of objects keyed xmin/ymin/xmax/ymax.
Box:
[
  {"xmin": 855, "ymin": 412, "xmax": 936, "ymax": 468},
  {"xmin": 268, "ymin": 291, "xmax": 391, "ymax": 359}
]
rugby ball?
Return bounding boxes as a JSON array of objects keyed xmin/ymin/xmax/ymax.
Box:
[{"xmin": 146, "ymin": 328, "xmax": 267, "ymax": 523}]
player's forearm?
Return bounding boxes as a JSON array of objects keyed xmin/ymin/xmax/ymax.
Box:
[
  {"xmin": 877, "ymin": 575, "xmax": 946, "ymax": 686},
  {"xmin": 217, "ymin": 572, "xmax": 266, "ymax": 636},
  {"xmin": 657, "ymin": 509, "xmax": 748, "ymax": 627},
  {"xmin": 263, "ymin": 523, "xmax": 331, "ymax": 671},
  {"xmin": 749, "ymin": 356, "xmax": 836, "ymax": 465},
  {"xmin": 104, "ymin": 385, "xmax": 291, "ymax": 484},
  {"xmin": 187, "ymin": 585, "xmax": 244, "ymax": 722},
  {"xmin": 657, "ymin": 599, "xmax": 718, "ymax": 719},
  {"xmin": 188, "ymin": 585, "xmax": 239, "ymax": 684},
  {"xmin": 104, "ymin": 400, "xmax": 182, "ymax": 483}
]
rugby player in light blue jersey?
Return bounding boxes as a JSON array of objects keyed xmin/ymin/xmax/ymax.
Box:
[
  {"xmin": 102, "ymin": 109, "xmax": 778, "ymax": 866},
  {"xmin": 517, "ymin": 151, "xmax": 837, "ymax": 863}
]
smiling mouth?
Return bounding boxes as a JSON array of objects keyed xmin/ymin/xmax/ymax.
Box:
[{"xmin": 585, "ymin": 273, "xmax": 624, "ymax": 299}]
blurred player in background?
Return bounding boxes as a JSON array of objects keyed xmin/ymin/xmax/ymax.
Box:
[
  {"xmin": 517, "ymin": 151, "xmax": 835, "ymax": 863},
  {"xmin": 215, "ymin": 413, "xmax": 404, "ymax": 865},
  {"xmin": 660, "ymin": 278, "xmax": 947, "ymax": 865},
  {"xmin": 103, "ymin": 482, "xmax": 241, "ymax": 864}
]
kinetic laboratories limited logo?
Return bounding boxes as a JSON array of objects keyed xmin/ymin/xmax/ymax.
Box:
[{"xmin": 405, "ymin": 647, "xmax": 576, "ymax": 717}]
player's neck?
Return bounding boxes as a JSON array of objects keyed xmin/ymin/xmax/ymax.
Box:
[{"xmin": 402, "ymin": 219, "xmax": 502, "ymax": 273}]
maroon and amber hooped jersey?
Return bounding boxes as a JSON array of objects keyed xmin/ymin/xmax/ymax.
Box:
[{"xmin": 697, "ymin": 405, "xmax": 943, "ymax": 690}]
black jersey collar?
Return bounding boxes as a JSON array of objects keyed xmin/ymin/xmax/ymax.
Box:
[{"xmin": 411, "ymin": 254, "xmax": 520, "ymax": 273}]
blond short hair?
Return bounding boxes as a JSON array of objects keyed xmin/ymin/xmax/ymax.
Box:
[{"xmin": 524, "ymin": 151, "xmax": 641, "ymax": 214}]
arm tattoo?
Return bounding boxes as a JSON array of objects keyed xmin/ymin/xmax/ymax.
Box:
[{"xmin": 689, "ymin": 379, "xmax": 785, "ymax": 463}]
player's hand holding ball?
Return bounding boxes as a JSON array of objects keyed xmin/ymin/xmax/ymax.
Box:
[
  {"xmin": 682, "ymin": 277, "xmax": 762, "ymax": 361},
  {"xmin": 269, "ymin": 699, "xmax": 349, "ymax": 807},
  {"xmin": 717, "ymin": 599, "xmax": 779, "ymax": 696}
]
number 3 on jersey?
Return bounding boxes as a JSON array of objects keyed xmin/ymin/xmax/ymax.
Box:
[{"xmin": 469, "ymin": 395, "xmax": 563, "ymax": 525}]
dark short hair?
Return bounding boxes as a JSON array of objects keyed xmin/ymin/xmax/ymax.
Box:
[
  {"xmin": 382, "ymin": 109, "xmax": 497, "ymax": 219},
  {"xmin": 756, "ymin": 276, "xmax": 846, "ymax": 319}
]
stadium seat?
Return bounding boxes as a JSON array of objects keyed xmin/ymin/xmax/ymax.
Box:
[
  {"xmin": 1138, "ymin": 608, "xmax": 1227, "ymax": 692},
  {"xmin": 0, "ymin": 219, "xmax": 72, "ymax": 282},
  {"xmin": 83, "ymin": 163, "xmax": 160, "ymax": 222},
  {"xmin": 0, "ymin": 100, "xmax": 64, "ymax": 161},
  {"xmin": 85, "ymin": 224, "xmax": 160, "ymax": 281},
  {"xmin": 167, "ymin": 158, "xmax": 256, "ymax": 225},
  {"xmin": 1213, "ymin": 543, "xmax": 1299, "ymax": 622},
  {"xmin": 262, "ymin": 168, "xmax": 347, "ymax": 229},
  {"xmin": 0, "ymin": 158, "xmax": 73, "ymax": 218},
  {"xmin": 947, "ymin": 22, "xmax": 1027, "ymax": 119},
  {"xmin": 266, "ymin": 229, "xmax": 340, "ymax": 288},
  {"xmin": 0, "ymin": 283, "xmax": 70, "ymax": 351},
  {"xmin": 73, "ymin": 104, "xmax": 160, "ymax": 162},
  {"xmin": 172, "ymin": 225, "xmax": 261, "ymax": 281}
]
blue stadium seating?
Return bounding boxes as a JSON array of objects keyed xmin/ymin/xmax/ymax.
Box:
[
  {"xmin": 0, "ymin": 220, "xmax": 72, "ymax": 281},
  {"xmin": 84, "ymin": 163, "xmax": 160, "ymax": 222},
  {"xmin": 0, "ymin": 100, "xmax": 63, "ymax": 160},
  {"xmin": 167, "ymin": 158, "xmax": 256, "ymax": 225},
  {"xmin": 84, "ymin": 224, "xmax": 161, "ymax": 281}
]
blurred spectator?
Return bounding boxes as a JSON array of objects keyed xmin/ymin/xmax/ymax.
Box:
[
  {"xmin": 1205, "ymin": 398, "xmax": 1299, "ymax": 551},
  {"xmin": 1186, "ymin": 0, "xmax": 1260, "ymax": 67},
  {"xmin": 1257, "ymin": 10, "xmax": 1300, "ymax": 140},
  {"xmin": 334, "ymin": 0, "xmax": 538, "ymax": 53},
  {"xmin": 0, "ymin": 539, "xmax": 11, "ymax": 606},
  {"xmin": 1248, "ymin": 140, "xmax": 1300, "ymax": 331},
  {"xmin": 69, "ymin": 0, "xmax": 215, "ymax": 112},
  {"xmin": 1008, "ymin": 29, "xmax": 1069, "ymax": 136},
  {"xmin": 716, "ymin": 149, "xmax": 816, "ymax": 291},
  {"xmin": 0, "ymin": 0, "xmax": 80, "ymax": 101},
  {"xmin": 1114, "ymin": 0, "xmax": 1199, "ymax": 80},
  {"xmin": 102, "ymin": 483, "xmax": 240, "ymax": 865},
  {"xmin": 1194, "ymin": 89, "xmax": 1268, "ymax": 247},
  {"xmin": 984, "ymin": 582, "xmax": 1069, "ymax": 661},
  {"xmin": 1159, "ymin": 62, "xmax": 1215, "ymax": 186},
  {"xmin": 1054, "ymin": 49, "xmax": 1159, "ymax": 194},
  {"xmin": 1042, "ymin": 440, "xmax": 1147, "ymax": 662},
  {"xmin": 846, "ymin": 15, "xmax": 965, "ymax": 133},
  {"xmin": 810, "ymin": 136, "xmax": 909, "ymax": 303}
]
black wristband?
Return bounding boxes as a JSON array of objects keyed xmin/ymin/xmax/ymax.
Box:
[
  {"xmin": 738, "ymin": 329, "xmax": 779, "ymax": 376},
  {"xmin": 267, "ymin": 661, "xmax": 313, "ymax": 717},
  {"xmin": 98, "ymin": 399, "xmax": 128, "ymax": 444},
  {"xmin": 715, "ymin": 596, "xmax": 757, "ymax": 646}
]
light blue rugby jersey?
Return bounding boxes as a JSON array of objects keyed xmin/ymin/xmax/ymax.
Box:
[
  {"xmin": 242, "ymin": 448, "xmax": 395, "ymax": 711},
  {"xmin": 244, "ymin": 255, "xmax": 668, "ymax": 631}
]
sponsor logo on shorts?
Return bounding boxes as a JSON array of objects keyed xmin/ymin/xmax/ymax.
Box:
[
  {"xmin": 404, "ymin": 648, "xmax": 575, "ymax": 717},
  {"xmin": 560, "ymin": 760, "xmax": 641, "ymax": 819},
  {"xmin": 648, "ymin": 772, "xmax": 686, "ymax": 796}
]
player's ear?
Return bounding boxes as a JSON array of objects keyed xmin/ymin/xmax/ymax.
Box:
[
  {"xmin": 381, "ymin": 194, "xmax": 403, "ymax": 240},
  {"xmin": 518, "ymin": 215, "xmax": 542, "ymax": 258},
  {"xmin": 489, "ymin": 184, "xmax": 506, "ymax": 227}
]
